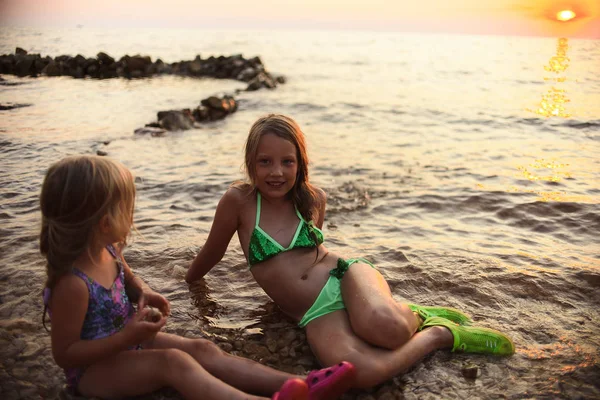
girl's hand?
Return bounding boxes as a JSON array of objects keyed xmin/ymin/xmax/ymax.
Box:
[
  {"xmin": 122, "ymin": 308, "xmax": 166, "ymax": 345},
  {"xmin": 137, "ymin": 290, "xmax": 170, "ymax": 317}
]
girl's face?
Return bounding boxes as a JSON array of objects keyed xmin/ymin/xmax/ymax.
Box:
[
  {"xmin": 99, "ymin": 210, "xmax": 132, "ymax": 246},
  {"xmin": 254, "ymin": 133, "xmax": 298, "ymax": 199},
  {"xmin": 114, "ymin": 212, "xmax": 133, "ymax": 243}
]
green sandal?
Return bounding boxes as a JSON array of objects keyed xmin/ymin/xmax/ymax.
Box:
[
  {"xmin": 420, "ymin": 316, "xmax": 515, "ymax": 356},
  {"xmin": 408, "ymin": 304, "xmax": 473, "ymax": 326}
]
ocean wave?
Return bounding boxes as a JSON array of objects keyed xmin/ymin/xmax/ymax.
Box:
[
  {"xmin": 288, "ymin": 102, "xmax": 328, "ymax": 112},
  {"xmin": 555, "ymin": 120, "xmax": 600, "ymax": 130}
]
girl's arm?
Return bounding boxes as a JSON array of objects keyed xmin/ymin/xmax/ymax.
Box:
[
  {"xmin": 186, "ymin": 188, "xmax": 240, "ymax": 283},
  {"xmin": 50, "ymin": 274, "xmax": 164, "ymax": 369},
  {"xmin": 121, "ymin": 255, "xmax": 149, "ymax": 303},
  {"xmin": 121, "ymin": 254, "xmax": 170, "ymax": 316}
]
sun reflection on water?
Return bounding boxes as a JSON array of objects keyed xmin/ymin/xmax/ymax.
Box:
[
  {"xmin": 516, "ymin": 158, "xmax": 572, "ymax": 182},
  {"xmin": 504, "ymin": 187, "xmax": 593, "ymax": 203},
  {"xmin": 544, "ymin": 38, "xmax": 570, "ymax": 73},
  {"xmin": 528, "ymin": 38, "xmax": 572, "ymax": 118}
]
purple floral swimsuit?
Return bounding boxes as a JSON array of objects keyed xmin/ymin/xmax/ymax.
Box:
[{"xmin": 43, "ymin": 245, "xmax": 137, "ymax": 392}]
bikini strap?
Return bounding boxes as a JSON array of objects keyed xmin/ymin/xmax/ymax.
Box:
[
  {"xmin": 255, "ymin": 192, "xmax": 262, "ymax": 228},
  {"xmin": 106, "ymin": 244, "xmax": 124, "ymax": 268},
  {"xmin": 69, "ymin": 268, "xmax": 94, "ymax": 296},
  {"xmin": 71, "ymin": 267, "xmax": 90, "ymax": 282},
  {"xmin": 71, "ymin": 246, "xmax": 123, "ymax": 284},
  {"xmin": 106, "ymin": 244, "xmax": 118, "ymax": 258},
  {"xmin": 294, "ymin": 207, "xmax": 304, "ymax": 222}
]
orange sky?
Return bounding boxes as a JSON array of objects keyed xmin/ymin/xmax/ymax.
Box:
[{"xmin": 1, "ymin": 0, "xmax": 599, "ymax": 38}]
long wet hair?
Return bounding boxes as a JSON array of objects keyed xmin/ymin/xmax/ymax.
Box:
[
  {"xmin": 40, "ymin": 155, "xmax": 136, "ymax": 330},
  {"xmin": 241, "ymin": 114, "xmax": 322, "ymax": 224}
]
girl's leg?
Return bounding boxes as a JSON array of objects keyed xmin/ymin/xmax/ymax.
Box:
[
  {"xmin": 145, "ymin": 332, "xmax": 296, "ymax": 396},
  {"xmin": 78, "ymin": 347, "xmax": 269, "ymax": 400},
  {"xmin": 305, "ymin": 309, "xmax": 453, "ymax": 389},
  {"xmin": 340, "ymin": 262, "xmax": 420, "ymax": 349}
]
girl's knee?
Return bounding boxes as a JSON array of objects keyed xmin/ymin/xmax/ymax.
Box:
[
  {"xmin": 190, "ymin": 338, "xmax": 223, "ymax": 359},
  {"xmin": 350, "ymin": 359, "xmax": 389, "ymax": 389},
  {"xmin": 319, "ymin": 349, "xmax": 388, "ymax": 389},
  {"xmin": 361, "ymin": 306, "xmax": 413, "ymax": 349},
  {"xmin": 162, "ymin": 348, "xmax": 197, "ymax": 371}
]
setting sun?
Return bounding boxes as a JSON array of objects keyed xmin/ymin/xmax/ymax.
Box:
[{"xmin": 556, "ymin": 10, "xmax": 576, "ymax": 21}]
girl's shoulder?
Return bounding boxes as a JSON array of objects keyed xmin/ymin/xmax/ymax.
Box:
[
  {"xmin": 314, "ymin": 186, "xmax": 327, "ymax": 202},
  {"xmin": 215, "ymin": 185, "xmax": 255, "ymax": 221},
  {"xmin": 225, "ymin": 182, "xmax": 255, "ymax": 204},
  {"xmin": 308, "ymin": 185, "xmax": 327, "ymax": 209},
  {"xmin": 52, "ymin": 272, "xmax": 89, "ymax": 302},
  {"xmin": 230, "ymin": 180, "xmax": 252, "ymax": 191}
]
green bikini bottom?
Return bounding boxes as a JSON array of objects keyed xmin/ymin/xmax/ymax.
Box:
[{"xmin": 297, "ymin": 257, "xmax": 374, "ymax": 328}]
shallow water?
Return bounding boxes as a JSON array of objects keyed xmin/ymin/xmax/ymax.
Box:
[{"xmin": 1, "ymin": 27, "xmax": 599, "ymax": 399}]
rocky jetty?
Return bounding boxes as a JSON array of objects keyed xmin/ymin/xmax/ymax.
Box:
[
  {"xmin": 134, "ymin": 94, "xmax": 238, "ymax": 135},
  {"xmin": 0, "ymin": 47, "xmax": 285, "ymax": 91}
]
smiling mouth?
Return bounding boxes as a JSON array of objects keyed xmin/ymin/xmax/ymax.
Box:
[{"xmin": 267, "ymin": 181, "xmax": 285, "ymax": 187}]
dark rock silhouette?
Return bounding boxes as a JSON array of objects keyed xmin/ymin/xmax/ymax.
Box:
[
  {"xmin": 0, "ymin": 75, "xmax": 28, "ymax": 86},
  {"xmin": 0, "ymin": 103, "xmax": 32, "ymax": 111},
  {"xmin": 0, "ymin": 48, "xmax": 285, "ymax": 91},
  {"xmin": 136, "ymin": 95, "xmax": 238, "ymax": 134}
]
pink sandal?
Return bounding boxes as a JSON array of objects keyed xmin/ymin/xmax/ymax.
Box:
[
  {"xmin": 306, "ymin": 361, "xmax": 356, "ymax": 400},
  {"xmin": 272, "ymin": 378, "xmax": 309, "ymax": 400}
]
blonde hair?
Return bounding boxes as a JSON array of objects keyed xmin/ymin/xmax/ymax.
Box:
[
  {"xmin": 242, "ymin": 114, "xmax": 322, "ymax": 224},
  {"xmin": 39, "ymin": 155, "xmax": 136, "ymax": 291}
]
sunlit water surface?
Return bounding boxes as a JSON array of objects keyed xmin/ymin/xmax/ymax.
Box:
[{"xmin": 1, "ymin": 27, "xmax": 599, "ymax": 398}]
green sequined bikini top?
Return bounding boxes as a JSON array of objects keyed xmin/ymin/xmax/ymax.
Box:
[{"xmin": 248, "ymin": 192, "xmax": 324, "ymax": 267}]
